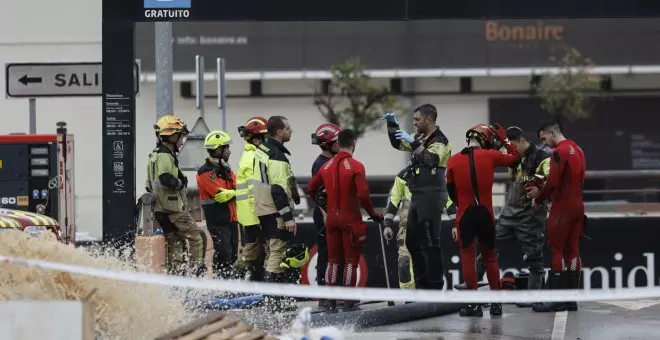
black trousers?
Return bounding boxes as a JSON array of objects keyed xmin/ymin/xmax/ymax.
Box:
[
  {"xmin": 207, "ymin": 221, "xmax": 239, "ymax": 278},
  {"xmin": 405, "ymin": 192, "xmax": 447, "ymax": 290}
]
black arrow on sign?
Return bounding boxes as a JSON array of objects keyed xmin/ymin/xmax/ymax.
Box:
[{"xmin": 19, "ymin": 74, "xmax": 43, "ymax": 86}]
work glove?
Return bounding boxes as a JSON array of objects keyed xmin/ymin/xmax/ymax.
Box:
[
  {"xmin": 394, "ymin": 130, "xmax": 414, "ymax": 143},
  {"xmin": 380, "ymin": 113, "xmax": 399, "ymax": 124},
  {"xmin": 490, "ymin": 123, "xmax": 509, "ymax": 145},
  {"xmin": 214, "ymin": 188, "xmax": 236, "ymax": 204},
  {"xmin": 383, "ymin": 226, "xmax": 394, "ymax": 241}
]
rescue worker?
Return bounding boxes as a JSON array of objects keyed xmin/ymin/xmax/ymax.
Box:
[
  {"xmin": 307, "ymin": 129, "xmax": 384, "ymax": 312},
  {"xmin": 234, "ymin": 116, "xmax": 269, "ymax": 281},
  {"xmin": 146, "ymin": 115, "xmax": 207, "ymax": 277},
  {"xmin": 453, "ymin": 127, "xmax": 550, "ymax": 308},
  {"xmin": 529, "ymin": 119, "xmax": 586, "ymax": 313},
  {"xmin": 251, "ymin": 116, "xmax": 299, "ymax": 283},
  {"xmin": 446, "ymin": 123, "xmax": 520, "ymax": 317},
  {"xmin": 382, "ymin": 168, "xmax": 457, "ymax": 290},
  {"xmin": 310, "ymin": 123, "xmax": 341, "ymax": 309},
  {"xmin": 381, "ymin": 104, "xmax": 452, "ymax": 290},
  {"xmin": 196, "ymin": 130, "xmax": 238, "ymax": 278}
]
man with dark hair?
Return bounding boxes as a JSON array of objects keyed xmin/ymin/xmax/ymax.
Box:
[
  {"xmin": 307, "ymin": 129, "xmax": 383, "ymax": 312},
  {"xmin": 250, "ymin": 115, "xmax": 300, "ymax": 301},
  {"xmin": 454, "ymin": 127, "xmax": 550, "ymax": 305},
  {"xmin": 381, "ymin": 104, "xmax": 452, "ymax": 290},
  {"xmin": 529, "ymin": 119, "xmax": 586, "ymax": 313}
]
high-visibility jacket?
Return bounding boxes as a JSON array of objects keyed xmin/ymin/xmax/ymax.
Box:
[
  {"xmin": 196, "ymin": 158, "xmax": 237, "ymax": 226},
  {"xmin": 251, "ymin": 139, "xmax": 295, "ymax": 222},
  {"xmin": 236, "ymin": 143, "xmax": 260, "ymax": 227},
  {"xmin": 145, "ymin": 144, "xmax": 188, "ymax": 213}
]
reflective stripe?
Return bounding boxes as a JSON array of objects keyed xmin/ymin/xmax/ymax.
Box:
[
  {"xmin": 236, "ymin": 194, "xmax": 249, "ymax": 201},
  {"xmin": 384, "ymin": 213, "xmax": 395, "ymax": 220},
  {"xmin": 278, "ymin": 206, "xmax": 291, "ymax": 215},
  {"xmin": 448, "ymin": 214, "xmax": 456, "ymax": 220},
  {"xmin": 201, "ymin": 199, "xmax": 217, "ymax": 205},
  {"xmin": 236, "ymin": 183, "xmax": 249, "ymax": 190}
]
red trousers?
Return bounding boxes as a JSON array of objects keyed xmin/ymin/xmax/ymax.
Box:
[
  {"xmin": 547, "ymin": 206, "xmax": 584, "ymax": 271},
  {"xmin": 457, "ymin": 228, "xmax": 501, "ymax": 291},
  {"xmin": 324, "ymin": 221, "xmax": 366, "ymax": 288}
]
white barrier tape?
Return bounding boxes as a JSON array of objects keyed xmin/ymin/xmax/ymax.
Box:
[{"xmin": 2, "ymin": 255, "xmax": 660, "ymax": 304}]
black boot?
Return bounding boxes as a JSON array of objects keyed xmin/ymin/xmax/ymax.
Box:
[
  {"xmin": 343, "ymin": 300, "xmax": 360, "ymax": 312},
  {"xmin": 323, "ymin": 299, "xmax": 338, "ymax": 313},
  {"xmin": 263, "ymin": 272, "xmax": 296, "ymax": 313},
  {"xmin": 566, "ymin": 270, "xmax": 581, "ymax": 311},
  {"xmin": 533, "ymin": 271, "xmax": 568, "ymax": 313},
  {"xmin": 459, "ymin": 304, "xmax": 483, "ymax": 317},
  {"xmin": 516, "ymin": 271, "xmax": 545, "ymax": 308},
  {"xmin": 490, "ymin": 303, "xmax": 502, "ymax": 316}
]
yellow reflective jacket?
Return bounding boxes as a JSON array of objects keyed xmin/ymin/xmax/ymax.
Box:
[
  {"xmin": 236, "ymin": 143, "xmax": 260, "ymax": 227},
  {"xmin": 251, "ymin": 139, "xmax": 295, "ymax": 222},
  {"xmin": 145, "ymin": 145, "xmax": 187, "ymax": 213}
]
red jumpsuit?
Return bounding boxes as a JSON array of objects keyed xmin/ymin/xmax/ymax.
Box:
[
  {"xmin": 307, "ymin": 151, "xmax": 378, "ymax": 288},
  {"xmin": 446, "ymin": 143, "xmax": 519, "ymax": 290},
  {"xmin": 534, "ymin": 139, "xmax": 586, "ymax": 272}
]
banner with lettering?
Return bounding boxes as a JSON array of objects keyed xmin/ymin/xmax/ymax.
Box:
[{"xmin": 135, "ymin": 18, "xmax": 660, "ymax": 72}]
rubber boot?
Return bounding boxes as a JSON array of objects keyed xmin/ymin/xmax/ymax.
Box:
[
  {"xmin": 490, "ymin": 303, "xmax": 502, "ymax": 316},
  {"xmin": 566, "ymin": 270, "xmax": 581, "ymax": 311},
  {"xmin": 263, "ymin": 272, "xmax": 296, "ymax": 313},
  {"xmin": 516, "ymin": 271, "xmax": 545, "ymax": 308},
  {"xmin": 533, "ymin": 271, "xmax": 568, "ymax": 313},
  {"xmin": 459, "ymin": 304, "xmax": 483, "ymax": 317},
  {"xmin": 343, "ymin": 300, "xmax": 360, "ymax": 312},
  {"xmin": 324, "ymin": 299, "xmax": 338, "ymax": 314}
]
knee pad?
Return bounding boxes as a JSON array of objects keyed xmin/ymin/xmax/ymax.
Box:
[{"xmin": 397, "ymin": 256, "xmax": 413, "ymax": 284}]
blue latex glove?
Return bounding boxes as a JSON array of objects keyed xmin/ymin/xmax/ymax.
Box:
[
  {"xmin": 380, "ymin": 112, "xmax": 399, "ymax": 124},
  {"xmin": 395, "ymin": 130, "xmax": 414, "ymax": 143}
]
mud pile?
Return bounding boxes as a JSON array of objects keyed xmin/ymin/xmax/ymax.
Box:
[{"xmin": 0, "ymin": 229, "xmax": 202, "ymax": 339}]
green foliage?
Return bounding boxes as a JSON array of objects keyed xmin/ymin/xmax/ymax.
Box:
[
  {"xmin": 313, "ymin": 57, "xmax": 401, "ymax": 138},
  {"xmin": 533, "ymin": 46, "xmax": 602, "ymax": 121}
]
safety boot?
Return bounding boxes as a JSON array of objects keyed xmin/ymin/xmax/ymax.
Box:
[
  {"xmin": 566, "ymin": 270, "xmax": 581, "ymax": 311},
  {"xmin": 459, "ymin": 304, "xmax": 483, "ymax": 317},
  {"xmin": 263, "ymin": 272, "xmax": 297, "ymax": 313},
  {"xmin": 343, "ymin": 300, "xmax": 360, "ymax": 312},
  {"xmin": 516, "ymin": 271, "xmax": 545, "ymax": 308},
  {"xmin": 490, "ymin": 303, "xmax": 502, "ymax": 316},
  {"xmin": 533, "ymin": 271, "xmax": 568, "ymax": 313}
]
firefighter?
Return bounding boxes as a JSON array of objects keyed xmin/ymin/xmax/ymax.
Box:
[
  {"xmin": 250, "ymin": 116, "xmax": 299, "ymax": 310},
  {"xmin": 382, "ymin": 168, "xmax": 457, "ymax": 289},
  {"xmin": 234, "ymin": 116, "xmax": 269, "ymax": 281},
  {"xmin": 381, "ymin": 104, "xmax": 452, "ymax": 290},
  {"xmin": 146, "ymin": 115, "xmax": 207, "ymax": 277},
  {"xmin": 446, "ymin": 123, "xmax": 521, "ymax": 317},
  {"xmin": 453, "ymin": 127, "xmax": 550, "ymax": 306},
  {"xmin": 307, "ymin": 129, "xmax": 383, "ymax": 312},
  {"xmin": 310, "ymin": 123, "xmax": 341, "ymax": 309},
  {"xmin": 196, "ymin": 130, "xmax": 239, "ymax": 279},
  {"xmin": 529, "ymin": 119, "xmax": 586, "ymax": 313}
]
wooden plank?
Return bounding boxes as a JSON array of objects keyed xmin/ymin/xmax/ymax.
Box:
[
  {"xmin": 154, "ymin": 312, "xmax": 227, "ymax": 340},
  {"xmin": 176, "ymin": 317, "xmax": 239, "ymax": 340}
]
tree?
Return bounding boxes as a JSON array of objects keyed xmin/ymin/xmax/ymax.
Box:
[
  {"xmin": 533, "ymin": 45, "xmax": 602, "ymax": 121},
  {"xmin": 313, "ymin": 57, "xmax": 401, "ymax": 138}
]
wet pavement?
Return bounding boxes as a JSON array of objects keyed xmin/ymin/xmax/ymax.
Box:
[{"xmin": 349, "ymin": 301, "xmax": 660, "ymax": 340}]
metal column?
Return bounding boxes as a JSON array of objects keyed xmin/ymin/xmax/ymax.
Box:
[{"xmin": 155, "ymin": 22, "xmax": 174, "ymax": 118}]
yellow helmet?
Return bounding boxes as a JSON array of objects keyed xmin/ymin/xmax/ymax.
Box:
[
  {"xmin": 280, "ymin": 244, "xmax": 310, "ymax": 269},
  {"xmin": 154, "ymin": 115, "xmax": 189, "ymax": 137},
  {"xmin": 204, "ymin": 130, "xmax": 232, "ymax": 150}
]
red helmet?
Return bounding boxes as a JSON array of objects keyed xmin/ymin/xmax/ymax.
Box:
[
  {"xmin": 312, "ymin": 123, "xmax": 340, "ymax": 146},
  {"xmin": 466, "ymin": 124, "xmax": 495, "ymax": 149},
  {"xmin": 238, "ymin": 116, "xmax": 268, "ymax": 138}
]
